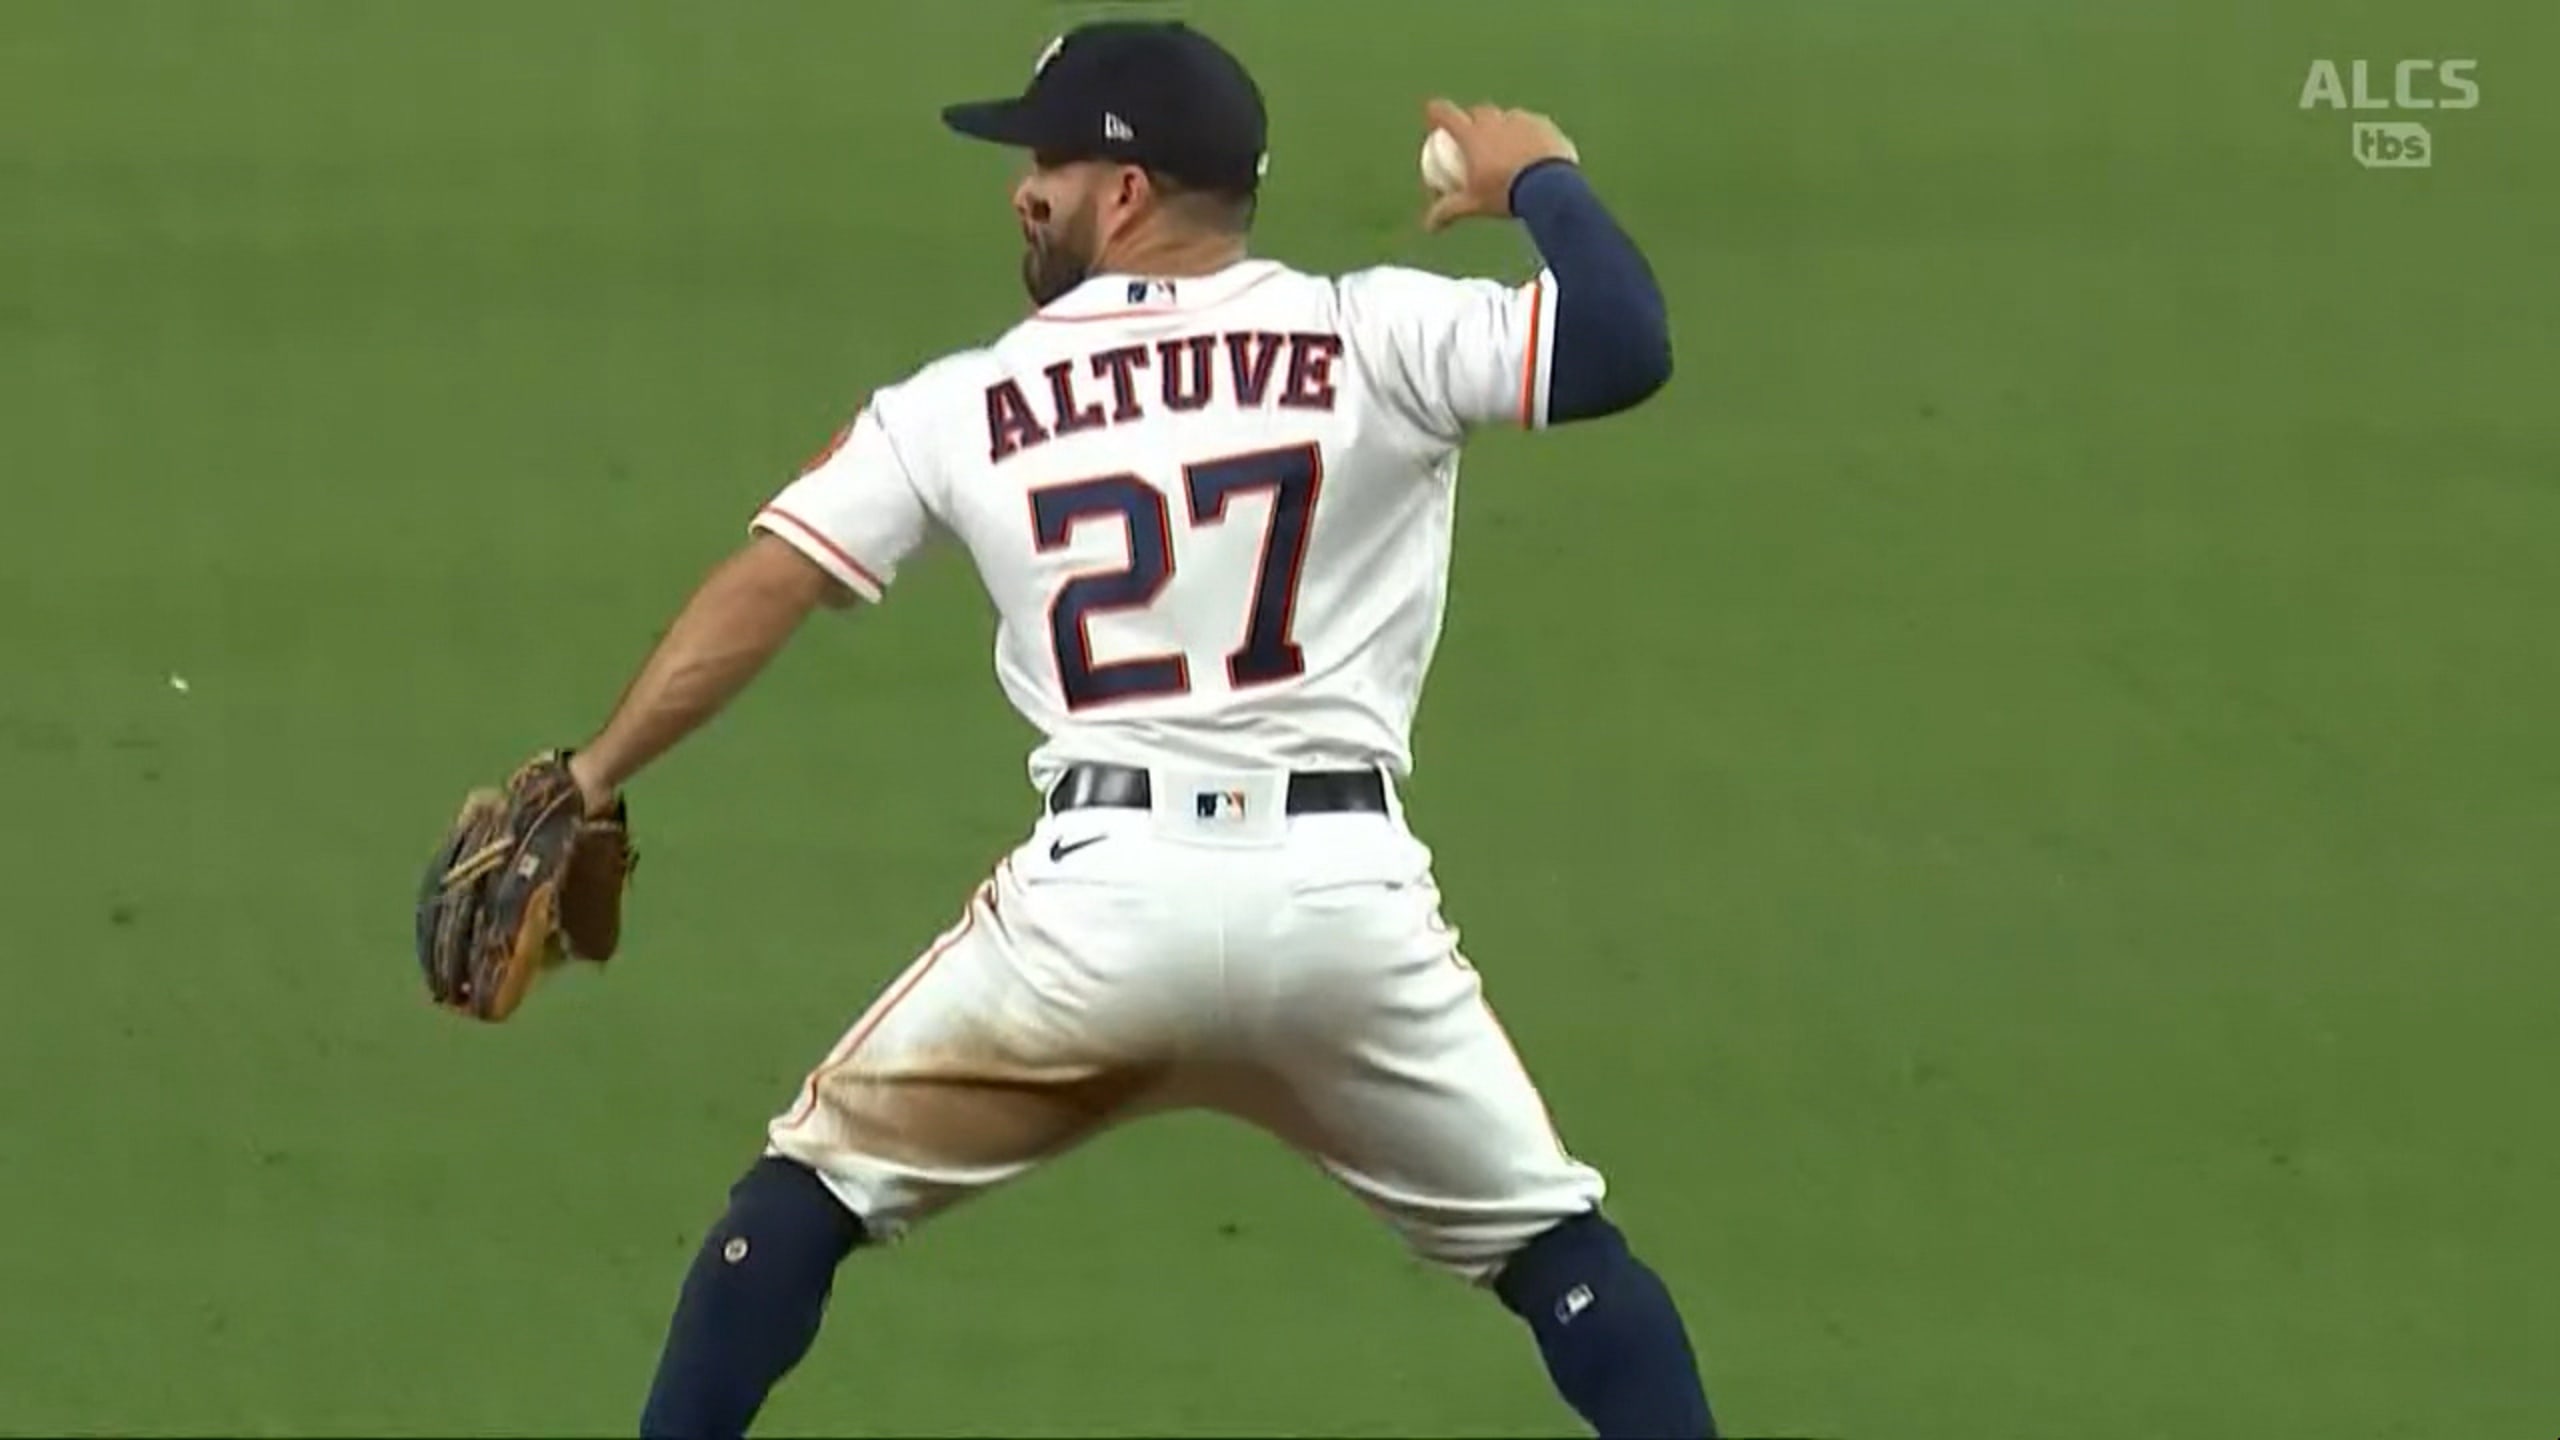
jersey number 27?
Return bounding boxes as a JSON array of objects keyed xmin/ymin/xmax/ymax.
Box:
[{"xmin": 1028, "ymin": 441, "xmax": 1322, "ymax": 712}]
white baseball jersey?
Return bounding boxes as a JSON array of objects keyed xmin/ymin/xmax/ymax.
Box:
[
  {"xmin": 752, "ymin": 257, "xmax": 1558, "ymax": 785},
  {"xmin": 751, "ymin": 256, "xmax": 1606, "ymax": 1280}
]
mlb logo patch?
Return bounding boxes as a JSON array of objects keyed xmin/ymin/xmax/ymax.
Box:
[{"xmin": 1194, "ymin": 789, "xmax": 1248, "ymax": 822}]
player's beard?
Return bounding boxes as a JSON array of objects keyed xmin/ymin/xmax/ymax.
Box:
[{"xmin": 1020, "ymin": 193, "xmax": 1102, "ymax": 308}]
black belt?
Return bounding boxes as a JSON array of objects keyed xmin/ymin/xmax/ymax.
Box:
[{"xmin": 1046, "ymin": 764, "xmax": 1388, "ymax": 816}]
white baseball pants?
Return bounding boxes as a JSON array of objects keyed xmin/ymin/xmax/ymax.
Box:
[{"xmin": 764, "ymin": 766, "xmax": 1605, "ymax": 1283}]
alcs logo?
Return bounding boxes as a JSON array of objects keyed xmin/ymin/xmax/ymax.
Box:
[
  {"xmin": 2300, "ymin": 59, "xmax": 2478, "ymax": 168},
  {"xmin": 2299, "ymin": 59, "xmax": 2480, "ymax": 110}
]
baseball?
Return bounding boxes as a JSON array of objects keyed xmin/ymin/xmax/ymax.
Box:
[{"xmin": 1420, "ymin": 128, "xmax": 1467, "ymax": 194}]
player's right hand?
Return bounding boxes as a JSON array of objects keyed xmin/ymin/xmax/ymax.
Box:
[{"xmin": 1420, "ymin": 98, "xmax": 1581, "ymax": 233}]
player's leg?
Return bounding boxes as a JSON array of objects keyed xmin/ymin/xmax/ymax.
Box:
[
  {"xmin": 1231, "ymin": 838, "xmax": 1715, "ymax": 1439},
  {"xmin": 638, "ymin": 1153, "xmax": 863, "ymax": 1440},
  {"xmin": 640, "ymin": 836, "xmax": 1186, "ymax": 1439},
  {"xmin": 1489, "ymin": 1200, "xmax": 1716, "ymax": 1440}
]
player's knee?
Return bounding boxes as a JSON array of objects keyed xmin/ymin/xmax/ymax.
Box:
[
  {"xmin": 721, "ymin": 1155, "xmax": 869, "ymax": 1259},
  {"xmin": 1491, "ymin": 1208, "xmax": 1629, "ymax": 1318}
]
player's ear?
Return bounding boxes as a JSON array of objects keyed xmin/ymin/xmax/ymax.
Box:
[{"xmin": 1114, "ymin": 164, "xmax": 1151, "ymax": 213}]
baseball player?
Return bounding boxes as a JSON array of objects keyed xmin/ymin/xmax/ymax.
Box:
[{"xmin": 524, "ymin": 20, "xmax": 1704, "ymax": 1439}]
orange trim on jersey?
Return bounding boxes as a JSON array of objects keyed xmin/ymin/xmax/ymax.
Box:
[
  {"xmin": 776, "ymin": 890, "xmax": 985, "ymax": 1132},
  {"xmin": 1028, "ymin": 267, "xmax": 1285, "ymax": 324},
  {"xmin": 755, "ymin": 505, "xmax": 886, "ymax": 596},
  {"xmin": 1027, "ymin": 307, "xmax": 1180, "ymax": 325},
  {"xmin": 1516, "ymin": 279, "xmax": 1546, "ymax": 428},
  {"xmin": 794, "ymin": 403, "xmax": 864, "ymax": 478}
]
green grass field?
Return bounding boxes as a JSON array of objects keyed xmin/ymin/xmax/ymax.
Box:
[{"xmin": 4, "ymin": 1, "xmax": 2556, "ymax": 1435}]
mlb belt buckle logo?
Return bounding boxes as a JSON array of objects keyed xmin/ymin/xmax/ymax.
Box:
[{"xmin": 1195, "ymin": 788, "xmax": 1249, "ymax": 823}]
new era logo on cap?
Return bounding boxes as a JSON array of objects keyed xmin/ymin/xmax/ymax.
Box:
[{"xmin": 944, "ymin": 20, "xmax": 1269, "ymax": 192}]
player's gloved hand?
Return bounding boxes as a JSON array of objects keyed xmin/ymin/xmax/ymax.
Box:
[
  {"xmin": 414, "ymin": 749, "xmax": 637, "ymax": 1022},
  {"xmin": 1420, "ymin": 97, "xmax": 1582, "ymax": 233}
]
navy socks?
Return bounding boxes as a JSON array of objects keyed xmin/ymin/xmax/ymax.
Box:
[
  {"xmin": 639, "ymin": 1156, "xmax": 866, "ymax": 1440},
  {"xmin": 637, "ymin": 1170, "xmax": 1708, "ymax": 1439},
  {"xmin": 1495, "ymin": 1211, "xmax": 1717, "ymax": 1439}
]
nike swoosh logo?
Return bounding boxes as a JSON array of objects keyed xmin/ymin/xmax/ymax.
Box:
[{"xmin": 1048, "ymin": 834, "xmax": 1106, "ymax": 863}]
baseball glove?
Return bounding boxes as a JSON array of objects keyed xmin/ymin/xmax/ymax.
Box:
[{"xmin": 415, "ymin": 750, "xmax": 636, "ymax": 1022}]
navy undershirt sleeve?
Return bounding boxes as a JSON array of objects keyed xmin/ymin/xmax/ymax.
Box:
[{"xmin": 1507, "ymin": 158, "xmax": 1672, "ymax": 422}]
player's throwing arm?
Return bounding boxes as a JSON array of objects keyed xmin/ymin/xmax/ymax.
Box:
[{"xmin": 1416, "ymin": 97, "xmax": 1671, "ymax": 423}]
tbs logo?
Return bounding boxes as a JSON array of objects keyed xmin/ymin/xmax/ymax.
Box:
[
  {"xmin": 2352, "ymin": 122, "xmax": 2429, "ymax": 169},
  {"xmin": 2300, "ymin": 59, "xmax": 2480, "ymax": 170}
]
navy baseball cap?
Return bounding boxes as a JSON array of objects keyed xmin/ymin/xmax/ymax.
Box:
[{"xmin": 941, "ymin": 20, "xmax": 1269, "ymax": 193}]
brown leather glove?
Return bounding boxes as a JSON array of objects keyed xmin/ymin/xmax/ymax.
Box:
[{"xmin": 415, "ymin": 750, "xmax": 635, "ymax": 1021}]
